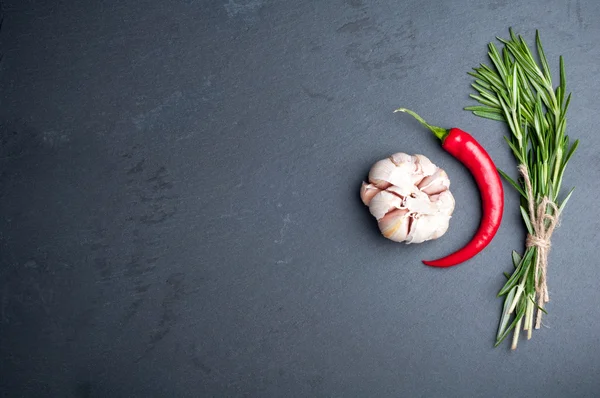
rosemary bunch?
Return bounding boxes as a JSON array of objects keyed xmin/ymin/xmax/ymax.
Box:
[{"xmin": 465, "ymin": 29, "xmax": 579, "ymax": 349}]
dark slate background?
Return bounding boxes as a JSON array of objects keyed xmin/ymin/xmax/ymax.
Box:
[{"xmin": 1, "ymin": 0, "xmax": 599, "ymax": 397}]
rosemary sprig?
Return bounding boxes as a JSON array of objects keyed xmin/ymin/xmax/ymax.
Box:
[{"xmin": 465, "ymin": 29, "xmax": 579, "ymax": 349}]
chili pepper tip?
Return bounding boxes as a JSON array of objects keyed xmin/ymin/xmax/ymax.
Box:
[{"xmin": 422, "ymin": 259, "xmax": 455, "ymax": 268}]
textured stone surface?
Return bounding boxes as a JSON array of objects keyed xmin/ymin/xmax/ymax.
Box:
[{"xmin": 1, "ymin": 0, "xmax": 599, "ymax": 396}]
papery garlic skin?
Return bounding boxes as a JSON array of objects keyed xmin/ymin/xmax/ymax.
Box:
[{"xmin": 361, "ymin": 153, "xmax": 454, "ymax": 243}]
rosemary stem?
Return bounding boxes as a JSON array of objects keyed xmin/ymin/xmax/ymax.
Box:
[
  {"xmin": 508, "ymin": 284, "xmax": 523, "ymax": 314},
  {"xmin": 527, "ymin": 295, "xmax": 534, "ymax": 339},
  {"xmin": 512, "ymin": 317, "xmax": 522, "ymax": 350}
]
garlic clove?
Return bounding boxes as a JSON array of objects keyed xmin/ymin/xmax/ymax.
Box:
[
  {"xmin": 369, "ymin": 154, "xmax": 421, "ymax": 195},
  {"xmin": 386, "ymin": 184, "xmax": 419, "ymax": 199},
  {"xmin": 414, "ymin": 154, "xmax": 437, "ymax": 177},
  {"xmin": 389, "ymin": 152, "xmax": 414, "ymax": 166},
  {"xmin": 360, "ymin": 182, "xmax": 381, "ymax": 206},
  {"xmin": 368, "ymin": 190, "xmax": 403, "ymax": 220},
  {"xmin": 404, "ymin": 191, "xmax": 437, "ymax": 215},
  {"xmin": 385, "ymin": 181, "xmax": 414, "ymax": 198},
  {"xmin": 430, "ymin": 216, "xmax": 451, "ymax": 239},
  {"xmin": 378, "ymin": 209, "xmax": 411, "ymax": 242},
  {"xmin": 430, "ymin": 190, "xmax": 455, "ymax": 216},
  {"xmin": 418, "ymin": 168, "xmax": 450, "ymax": 195},
  {"xmin": 368, "ymin": 158, "xmax": 395, "ymax": 189},
  {"xmin": 406, "ymin": 214, "xmax": 444, "ymax": 244},
  {"xmin": 405, "ymin": 215, "xmax": 426, "ymax": 244}
]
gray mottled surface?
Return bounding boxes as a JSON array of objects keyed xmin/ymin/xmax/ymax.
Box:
[{"xmin": 1, "ymin": 0, "xmax": 599, "ymax": 397}]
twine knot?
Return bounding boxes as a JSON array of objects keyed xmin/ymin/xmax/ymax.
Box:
[{"xmin": 525, "ymin": 234, "xmax": 551, "ymax": 249}]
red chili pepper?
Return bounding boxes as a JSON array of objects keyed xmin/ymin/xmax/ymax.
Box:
[{"xmin": 395, "ymin": 108, "xmax": 504, "ymax": 267}]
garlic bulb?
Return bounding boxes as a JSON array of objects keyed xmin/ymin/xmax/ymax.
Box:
[{"xmin": 360, "ymin": 153, "xmax": 454, "ymax": 244}]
